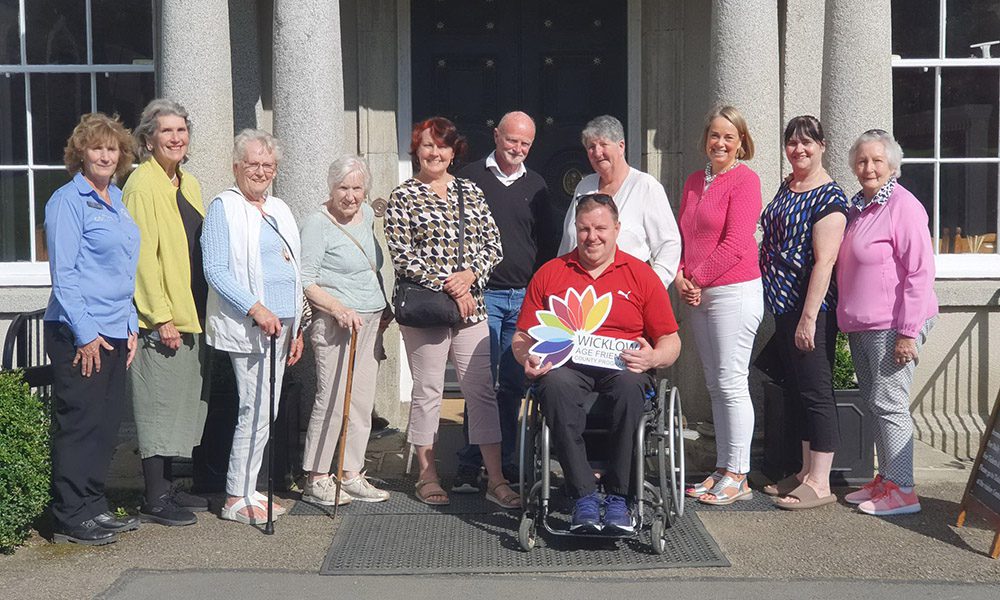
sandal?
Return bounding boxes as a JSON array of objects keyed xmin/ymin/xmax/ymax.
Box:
[
  {"xmin": 221, "ymin": 496, "xmax": 273, "ymax": 525},
  {"xmin": 415, "ymin": 478, "xmax": 450, "ymax": 506},
  {"xmin": 252, "ymin": 491, "xmax": 287, "ymax": 516},
  {"xmin": 698, "ymin": 475, "xmax": 753, "ymax": 506},
  {"xmin": 686, "ymin": 472, "xmax": 723, "ymax": 498},
  {"xmin": 774, "ymin": 483, "xmax": 837, "ymax": 511},
  {"xmin": 763, "ymin": 474, "xmax": 801, "ymax": 497},
  {"xmin": 485, "ymin": 480, "xmax": 521, "ymax": 510}
]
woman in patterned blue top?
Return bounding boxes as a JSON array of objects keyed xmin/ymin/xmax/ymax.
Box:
[{"xmin": 759, "ymin": 116, "xmax": 848, "ymax": 510}]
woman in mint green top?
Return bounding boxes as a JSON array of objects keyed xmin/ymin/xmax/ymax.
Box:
[{"xmin": 299, "ymin": 155, "xmax": 392, "ymax": 505}]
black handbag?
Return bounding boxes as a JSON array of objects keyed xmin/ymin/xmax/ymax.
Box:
[{"xmin": 393, "ymin": 182, "xmax": 466, "ymax": 328}]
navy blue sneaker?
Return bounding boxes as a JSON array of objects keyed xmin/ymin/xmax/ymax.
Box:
[
  {"xmin": 570, "ymin": 492, "xmax": 602, "ymax": 533},
  {"xmin": 602, "ymin": 494, "xmax": 635, "ymax": 533}
]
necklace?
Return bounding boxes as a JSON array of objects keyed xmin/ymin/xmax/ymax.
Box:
[{"xmin": 704, "ymin": 160, "xmax": 740, "ymax": 188}]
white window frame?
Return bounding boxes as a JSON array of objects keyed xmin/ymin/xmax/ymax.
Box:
[
  {"xmin": 891, "ymin": 0, "xmax": 1000, "ymax": 278},
  {"xmin": 0, "ymin": 0, "xmax": 155, "ymax": 286}
]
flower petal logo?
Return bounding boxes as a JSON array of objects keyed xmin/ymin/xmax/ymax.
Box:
[{"xmin": 528, "ymin": 285, "xmax": 613, "ymax": 368}]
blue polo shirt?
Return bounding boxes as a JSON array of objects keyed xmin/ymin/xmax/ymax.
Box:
[{"xmin": 43, "ymin": 172, "xmax": 140, "ymax": 346}]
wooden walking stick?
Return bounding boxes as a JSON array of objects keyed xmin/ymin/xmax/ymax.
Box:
[
  {"xmin": 265, "ymin": 334, "xmax": 277, "ymax": 535},
  {"xmin": 332, "ymin": 327, "xmax": 359, "ymax": 520}
]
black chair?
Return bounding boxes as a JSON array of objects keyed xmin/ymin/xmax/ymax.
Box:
[{"xmin": 2, "ymin": 309, "xmax": 52, "ymax": 401}]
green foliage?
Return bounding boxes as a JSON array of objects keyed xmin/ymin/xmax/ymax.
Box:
[
  {"xmin": 832, "ymin": 332, "xmax": 858, "ymax": 390},
  {"xmin": 0, "ymin": 371, "xmax": 50, "ymax": 553}
]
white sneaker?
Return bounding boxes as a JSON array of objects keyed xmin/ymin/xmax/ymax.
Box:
[
  {"xmin": 302, "ymin": 477, "xmax": 352, "ymax": 506},
  {"xmin": 340, "ymin": 473, "xmax": 390, "ymax": 503}
]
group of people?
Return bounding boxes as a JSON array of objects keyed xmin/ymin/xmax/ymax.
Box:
[
  {"xmin": 41, "ymin": 96, "xmax": 936, "ymax": 546},
  {"xmin": 680, "ymin": 111, "xmax": 937, "ymax": 520}
]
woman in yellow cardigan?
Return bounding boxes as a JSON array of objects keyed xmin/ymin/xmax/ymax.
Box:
[{"xmin": 123, "ymin": 99, "xmax": 209, "ymax": 527}]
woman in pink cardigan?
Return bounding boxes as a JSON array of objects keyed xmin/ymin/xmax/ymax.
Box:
[
  {"xmin": 676, "ymin": 106, "xmax": 763, "ymax": 505},
  {"xmin": 837, "ymin": 129, "xmax": 938, "ymax": 516}
]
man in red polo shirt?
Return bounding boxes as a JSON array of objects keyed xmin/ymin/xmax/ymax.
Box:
[{"xmin": 512, "ymin": 193, "xmax": 681, "ymax": 534}]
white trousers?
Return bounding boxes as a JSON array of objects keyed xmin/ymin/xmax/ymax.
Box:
[
  {"xmin": 226, "ymin": 323, "xmax": 291, "ymax": 498},
  {"xmin": 687, "ymin": 278, "xmax": 763, "ymax": 474}
]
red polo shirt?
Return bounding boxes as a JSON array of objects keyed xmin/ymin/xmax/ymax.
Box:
[{"xmin": 517, "ymin": 247, "xmax": 678, "ymax": 343}]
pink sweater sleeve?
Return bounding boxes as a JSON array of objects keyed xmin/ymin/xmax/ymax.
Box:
[
  {"xmin": 891, "ymin": 190, "xmax": 936, "ymax": 338},
  {"xmin": 688, "ymin": 169, "xmax": 762, "ymax": 287}
]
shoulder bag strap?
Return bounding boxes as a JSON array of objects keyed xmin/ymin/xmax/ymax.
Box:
[
  {"xmin": 456, "ymin": 179, "xmax": 465, "ymax": 270},
  {"xmin": 322, "ymin": 209, "xmax": 390, "ymax": 308}
]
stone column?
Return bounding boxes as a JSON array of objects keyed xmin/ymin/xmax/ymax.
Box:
[
  {"xmin": 709, "ymin": 0, "xmax": 781, "ymax": 193},
  {"xmin": 780, "ymin": 0, "xmax": 825, "ymax": 172},
  {"xmin": 160, "ymin": 1, "xmax": 235, "ymax": 198},
  {"xmin": 820, "ymin": 0, "xmax": 893, "ymax": 195},
  {"xmin": 271, "ymin": 0, "xmax": 345, "ymax": 221}
]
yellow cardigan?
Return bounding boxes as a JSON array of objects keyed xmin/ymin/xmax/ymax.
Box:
[{"xmin": 122, "ymin": 158, "xmax": 205, "ymax": 333}]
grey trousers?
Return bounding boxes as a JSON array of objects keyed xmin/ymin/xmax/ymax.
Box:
[{"xmin": 848, "ymin": 318, "xmax": 934, "ymax": 488}]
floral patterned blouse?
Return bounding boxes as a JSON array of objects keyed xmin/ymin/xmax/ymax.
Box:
[{"xmin": 384, "ymin": 177, "xmax": 503, "ymax": 323}]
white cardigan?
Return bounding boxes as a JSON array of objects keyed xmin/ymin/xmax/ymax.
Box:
[{"xmin": 204, "ymin": 187, "xmax": 303, "ymax": 354}]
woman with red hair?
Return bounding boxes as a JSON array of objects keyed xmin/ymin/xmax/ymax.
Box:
[{"xmin": 384, "ymin": 117, "xmax": 518, "ymax": 509}]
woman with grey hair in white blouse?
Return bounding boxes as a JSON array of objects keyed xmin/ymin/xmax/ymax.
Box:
[{"xmin": 298, "ymin": 155, "xmax": 391, "ymax": 505}]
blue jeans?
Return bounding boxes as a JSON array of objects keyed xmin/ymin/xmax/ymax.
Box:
[{"xmin": 456, "ymin": 288, "xmax": 528, "ymax": 471}]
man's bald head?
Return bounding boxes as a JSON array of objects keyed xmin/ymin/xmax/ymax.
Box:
[{"xmin": 493, "ymin": 111, "xmax": 536, "ymax": 175}]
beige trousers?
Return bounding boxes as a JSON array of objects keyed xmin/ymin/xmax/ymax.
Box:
[
  {"xmin": 400, "ymin": 320, "xmax": 500, "ymax": 447},
  {"xmin": 302, "ymin": 311, "xmax": 381, "ymax": 474}
]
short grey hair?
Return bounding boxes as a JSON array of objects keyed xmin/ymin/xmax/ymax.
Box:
[
  {"xmin": 134, "ymin": 98, "xmax": 191, "ymax": 162},
  {"xmin": 232, "ymin": 128, "xmax": 282, "ymax": 165},
  {"xmin": 581, "ymin": 115, "xmax": 625, "ymax": 146},
  {"xmin": 327, "ymin": 155, "xmax": 372, "ymax": 195},
  {"xmin": 848, "ymin": 129, "xmax": 903, "ymax": 178}
]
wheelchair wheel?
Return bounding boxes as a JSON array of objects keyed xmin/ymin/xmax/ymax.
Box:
[
  {"xmin": 518, "ymin": 515, "xmax": 537, "ymax": 551},
  {"xmin": 518, "ymin": 390, "xmax": 540, "ymax": 509},
  {"xmin": 650, "ymin": 515, "xmax": 667, "ymax": 555},
  {"xmin": 667, "ymin": 384, "xmax": 685, "ymax": 520}
]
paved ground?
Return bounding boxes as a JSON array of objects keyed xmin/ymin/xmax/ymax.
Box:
[{"xmin": 1, "ymin": 423, "xmax": 998, "ymax": 599}]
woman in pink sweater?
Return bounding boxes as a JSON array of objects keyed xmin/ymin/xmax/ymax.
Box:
[
  {"xmin": 837, "ymin": 129, "xmax": 938, "ymax": 516},
  {"xmin": 677, "ymin": 106, "xmax": 763, "ymax": 505}
]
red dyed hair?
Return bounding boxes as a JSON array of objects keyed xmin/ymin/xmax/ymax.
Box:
[{"xmin": 409, "ymin": 117, "xmax": 468, "ymax": 162}]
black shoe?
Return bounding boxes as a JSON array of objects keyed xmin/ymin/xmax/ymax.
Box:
[
  {"xmin": 451, "ymin": 467, "xmax": 481, "ymax": 494},
  {"xmin": 53, "ymin": 519, "xmax": 119, "ymax": 546},
  {"xmin": 93, "ymin": 511, "xmax": 140, "ymax": 532},
  {"xmin": 170, "ymin": 485, "xmax": 209, "ymax": 512},
  {"xmin": 372, "ymin": 416, "xmax": 390, "ymax": 431},
  {"xmin": 139, "ymin": 493, "xmax": 197, "ymax": 526}
]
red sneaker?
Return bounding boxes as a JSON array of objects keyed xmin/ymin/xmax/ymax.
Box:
[
  {"xmin": 845, "ymin": 474, "xmax": 884, "ymax": 505},
  {"xmin": 857, "ymin": 481, "xmax": 921, "ymax": 516}
]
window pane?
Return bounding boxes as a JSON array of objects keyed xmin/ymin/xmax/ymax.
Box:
[
  {"xmin": 31, "ymin": 74, "xmax": 90, "ymax": 165},
  {"xmin": 893, "ymin": 68, "xmax": 935, "ymax": 158},
  {"xmin": 0, "ymin": 73, "xmax": 27, "ymax": 164},
  {"xmin": 939, "ymin": 163, "xmax": 998, "ymax": 254},
  {"xmin": 940, "ymin": 68, "xmax": 999, "ymax": 158},
  {"xmin": 96, "ymin": 72, "xmax": 154, "ymax": 131},
  {"xmin": 25, "ymin": 0, "xmax": 86, "ymax": 64},
  {"xmin": 0, "ymin": 170, "xmax": 31, "ymax": 261},
  {"xmin": 892, "ymin": 0, "xmax": 940, "ymax": 58},
  {"xmin": 35, "ymin": 170, "xmax": 74, "ymax": 262},
  {"xmin": 898, "ymin": 163, "xmax": 936, "ymax": 239},
  {"xmin": 92, "ymin": 0, "xmax": 154, "ymax": 64},
  {"xmin": 0, "ymin": 0, "xmax": 20, "ymax": 64},
  {"xmin": 946, "ymin": 0, "xmax": 1000, "ymax": 58}
]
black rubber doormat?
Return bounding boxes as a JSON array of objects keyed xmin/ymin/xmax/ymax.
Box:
[{"xmin": 319, "ymin": 508, "xmax": 728, "ymax": 575}]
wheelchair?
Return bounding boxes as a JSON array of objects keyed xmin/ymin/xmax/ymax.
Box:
[{"xmin": 516, "ymin": 377, "xmax": 685, "ymax": 554}]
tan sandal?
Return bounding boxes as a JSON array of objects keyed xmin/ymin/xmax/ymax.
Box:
[
  {"xmin": 486, "ymin": 480, "xmax": 521, "ymax": 510},
  {"xmin": 763, "ymin": 474, "xmax": 801, "ymax": 497},
  {"xmin": 415, "ymin": 478, "xmax": 450, "ymax": 506}
]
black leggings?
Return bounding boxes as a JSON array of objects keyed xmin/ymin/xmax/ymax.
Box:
[{"xmin": 773, "ymin": 310, "xmax": 840, "ymax": 453}]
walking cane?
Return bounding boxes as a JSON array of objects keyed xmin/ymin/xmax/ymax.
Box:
[
  {"xmin": 265, "ymin": 334, "xmax": 277, "ymax": 535},
  {"xmin": 331, "ymin": 327, "xmax": 359, "ymax": 521}
]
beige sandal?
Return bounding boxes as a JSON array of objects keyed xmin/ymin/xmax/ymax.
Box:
[
  {"xmin": 415, "ymin": 479, "xmax": 450, "ymax": 506},
  {"xmin": 486, "ymin": 480, "xmax": 521, "ymax": 510}
]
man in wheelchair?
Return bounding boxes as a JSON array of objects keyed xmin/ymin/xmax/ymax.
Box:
[{"xmin": 511, "ymin": 193, "xmax": 681, "ymax": 534}]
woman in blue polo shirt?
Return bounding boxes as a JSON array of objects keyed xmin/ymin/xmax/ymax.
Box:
[{"xmin": 43, "ymin": 113, "xmax": 141, "ymax": 546}]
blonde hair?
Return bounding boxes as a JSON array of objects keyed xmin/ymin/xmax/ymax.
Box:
[
  {"xmin": 63, "ymin": 113, "xmax": 135, "ymax": 181},
  {"xmin": 701, "ymin": 105, "xmax": 755, "ymax": 160}
]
